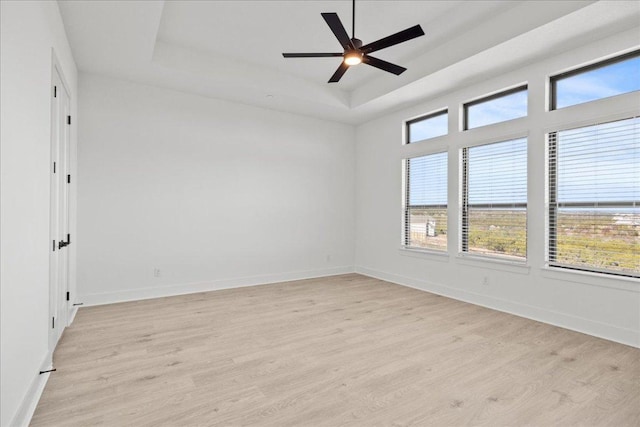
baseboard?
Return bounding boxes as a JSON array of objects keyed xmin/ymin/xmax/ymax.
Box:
[
  {"xmin": 10, "ymin": 305, "xmax": 78, "ymax": 426},
  {"xmin": 80, "ymin": 266, "xmax": 355, "ymax": 307},
  {"xmin": 9, "ymin": 351, "xmax": 53, "ymax": 427},
  {"xmin": 68, "ymin": 305, "xmax": 79, "ymax": 325},
  {"xmin": 355, "ymin": 265, "xmax": 640, "ymax": 348}
]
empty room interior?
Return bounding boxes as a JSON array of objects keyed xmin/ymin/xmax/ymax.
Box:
[{"xmin": 2, "ymin": 0, "xmax": 640, "ymax": 425}]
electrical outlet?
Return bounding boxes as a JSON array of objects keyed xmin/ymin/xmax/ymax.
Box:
[
  {"xmin": 154, "ymin": 268, "xmax": 161, "ymax": 278},
  {"xmin": 482, "ymin": 276, "xmax": 489, "ymax": 286}
]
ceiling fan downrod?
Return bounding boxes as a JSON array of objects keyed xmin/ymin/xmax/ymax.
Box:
[
  {"xmin": 352, "ymin": 0, "xmax": 355, "ymax": 39},
  {"xmin": 350, "ymin": 0, "xmax": 362, "ymax": 49}
]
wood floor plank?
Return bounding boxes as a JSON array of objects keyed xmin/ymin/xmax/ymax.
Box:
[{"xmin": 31, "ymin": 274, "xmax": 640, "ymax": 426}]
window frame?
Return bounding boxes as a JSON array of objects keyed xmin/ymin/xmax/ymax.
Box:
[
  {"xmin": 463, "ymin": 85, "xmax": 528, "ymax": 131},
  {"xmin": 549, "ymin": 49, "xmax": 640, "ymax": 110},
  {"xmin": 546, "ymin": 118, "xmax": 640, "ymax": 279},
  {"xmin": 460, "ymin": 137, "xmax": 528, "ymax": 262},
  {"xmin": 405, "ymin": 109, "xmax": 448, "ymax": 144},
  {"xmin": 403, "ymin": 151, "xmax": 449, "ymax": 252}
]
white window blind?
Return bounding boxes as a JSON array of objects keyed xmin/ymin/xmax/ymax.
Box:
[
  {"xmin": 462, "ymin": 138, "xmax": 527, "ymax": 260},
  {"xmin": 404, "ymin": 152, "xmax": 448, "ymax": 251},
  {"xmin": 548, "ymin": 117, "xmax": 639, "ymax": 277}
]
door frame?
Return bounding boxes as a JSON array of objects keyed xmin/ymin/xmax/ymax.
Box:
[{"xmin": 48, "ymin": 50, "xmax": 72, "ymax": 351}]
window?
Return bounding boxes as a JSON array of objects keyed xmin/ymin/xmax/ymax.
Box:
[
  {"xmin": 404, "ymin": 152, "xmax": 448, "ymax": 251},
  {"xmin": 548, "ymin": 117, "xmax": 639, "ymax": 277},
  {"xmin": 551, "ymin": 50, "xmax": 640, "ymax": 110},
  {"xmin": 461, "ymin": 138, "xmax": 527, "ymax": 260},
  {"xmin": 406, "ymin": 110, "xmax": 448, "ymax": 143},
  {"xmin": 464, "ymin": 86, "xmax": 527, "ymax": 130}
]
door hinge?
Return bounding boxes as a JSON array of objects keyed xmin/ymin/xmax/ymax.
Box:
[
  {"xmin": 54, "ymin": 86, "xmax": 57, "ymax": 98},
  {"xmin": 67, "ymin": 174, "xmax": 71, "ymax": 184},
  {"xmin": 52, "ymin": 317, "xmax": 55, "ymax": 328},
  {"xmin": 67, "ymin": 115, "xmax": 71, "ymax": 125},
  {"xmin": 66, "ymin": 292, "xmax": 70, "ymax": 301},
  {"xmin": 53, "ymin": 162, "xmax": 56, "ymax": 173},
  {"xmin": 53, "ymin": 240, "xmax": 56, "ymax": 251}
]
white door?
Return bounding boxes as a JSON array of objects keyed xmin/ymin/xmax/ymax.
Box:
[{"xmin": 49, "ymin": 65, "xmax": 71, "ymax": 349}]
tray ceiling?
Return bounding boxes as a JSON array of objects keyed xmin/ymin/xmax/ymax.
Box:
[{"xmin": 58, "ymin": 1, "xmax": 639, "ymax": 124}]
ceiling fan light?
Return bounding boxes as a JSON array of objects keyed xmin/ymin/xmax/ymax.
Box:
[{"xmin": 344, "ymin": 52, "xmax": 363, "ymax": 66}]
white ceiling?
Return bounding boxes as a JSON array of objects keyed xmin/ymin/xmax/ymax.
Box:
[{"xmin": 58, "ymin": 1, "xmax": 640, "ymax": 124}]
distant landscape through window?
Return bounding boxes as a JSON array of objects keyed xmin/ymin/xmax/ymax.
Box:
[
  {"xmin": 406, "ymin": 152, "xmax": 448, "ymax": 251},
  {"xmin": 549, "ymin": 117, "xmax": 639, "ymax": 276}
]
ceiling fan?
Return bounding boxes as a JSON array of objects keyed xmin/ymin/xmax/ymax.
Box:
[{"xmin": 282, "ymin": 0, "xmax": 425, "ymax": 83}]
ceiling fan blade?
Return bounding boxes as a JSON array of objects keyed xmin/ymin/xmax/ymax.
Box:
[
  {"xmin": 328, "ymin": 62, "xmax": 350, "ymax": 83},
  {"xmin": 321, "ymin": 12, "xmax": 354, "ymax": 51},
  {"xmin": 361, "ymin": 25, "xmax": 425, "ymax": 54},
  {"xmin": 282, "ymin": 53, "xmax": 344, "ymax": 58},
  {"xmin": 363, "ymin": 55, "xmax": 406, "ymax": 75}
]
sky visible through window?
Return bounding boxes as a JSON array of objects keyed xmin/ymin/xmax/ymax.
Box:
[
  {"xmin": 409, "ymin": 120, "xmax": 638, "ymax": 206},
  {"xmin": 466, "ymin": 89, "xmax": 527, "ymax": 129},
  {"xmin": 408, "ymin": 112, "xmax": 448, "ymax": 143},
  {"xmin": 557, "ymin": 117, "xmax": 639, "ymax": 205},
  {"xmin": 467, "ymin": 138, "xmax": 527, "ymax": 205},
  {"xmin": 555, "ymin": 55, "xmax": 640, "ymax": 109},
  {"xmin": 409, "ymin": 56, "xmax": 638, "ymax": 207},
  {"xmin": 408, "ymin": 152, "xmax": 447, "ymax": 205},
  {"xmin": 410, "ymin": 139, "xmax": 528, "ymax": 206}
]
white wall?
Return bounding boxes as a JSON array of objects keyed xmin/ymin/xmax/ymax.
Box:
[
  {"xmin": 77, "ymin": 74, "xmax": 355, "ymax": 305},
  {"xmin": 0, "ymin": 5, "xmax": 636, "ymax": 426},
  {"xmin": 355, "ymin": 29, "xmax": 640, "ymax": 347},
  {"xmin": 0, "ymin": 1, "xmax": 78, "ymax": 426}
]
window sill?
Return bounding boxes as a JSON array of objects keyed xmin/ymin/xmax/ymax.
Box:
[
  {"xmin": 540, "ymin": 266, "xmax": 639, "ymax": 292},
  {"xmin": 455, "ymin": 254, "xmax": 530, "ymax": 275},
  {"xmin": 399, "ymin": 247, "xmax": 450, "ymax": 262}
]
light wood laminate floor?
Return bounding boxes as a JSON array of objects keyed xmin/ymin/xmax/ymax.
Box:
[{"xmin": 32, "ymin": 274, "xmax": 639, "ymax": 426}]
